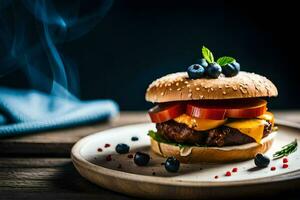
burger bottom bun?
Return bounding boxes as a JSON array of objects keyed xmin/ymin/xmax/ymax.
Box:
[{"xmin": 150, "ymin": 132, "xmax": 276, "ymax": 163}]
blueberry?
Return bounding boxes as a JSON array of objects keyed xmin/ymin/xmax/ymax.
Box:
[
  {"xmin": 134, "ymin": 152, "xmax": 150, "ymax": 166},
  {"xmin": 254, "ymin": 153, "xmax": 270, "ymax": 168},
  {"xmin": 165, "ymin": 157, "xmax": 180, "ymax": 173},
  {"xmin": 131, "ymin": 136, "xmax": 139, "ymax": 141},
  {"xmin": 115, "ymin": 143, "xmax": 130, "ymax": 154},
  {"xmin": 222, "ymin": 61, "xmax": 240, "ymax": 77},
  {"xmin": 206, "ymin": 62, "xmax": 222, "ymax": 78},
  {"xmin": 197, "ymin": 58, "xmax": 208, "ymax": 67},
  {"xmin": 187, "ymin": 64, "xmax": 205, "ymax": 79},
  {"xmin": 232, "ymin": 61, "xmax": 240, "ymax": 71}
]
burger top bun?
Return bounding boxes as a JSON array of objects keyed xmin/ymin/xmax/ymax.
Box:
[{"xmin": 145, "ymin": 71, "xmax": 278, "ymax": 103}]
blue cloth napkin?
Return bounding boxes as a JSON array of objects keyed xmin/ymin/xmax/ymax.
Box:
[{"xmin": 0, "ymin": 87, "xmax": 119, "ymax": 137}]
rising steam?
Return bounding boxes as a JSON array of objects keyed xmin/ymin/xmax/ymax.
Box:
[{"xmin": 0, "ymin": 0, "xmax": 113, "ymax": 99}]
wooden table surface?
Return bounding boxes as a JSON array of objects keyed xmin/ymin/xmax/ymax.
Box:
[{"xmin": 1, "ymin": 111, "xmax": 300, "ymax": 200}]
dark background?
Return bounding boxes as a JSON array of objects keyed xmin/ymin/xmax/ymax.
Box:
[{"xmin": 1, "ymin": 0, "xmax": 300, "ymax": 110}]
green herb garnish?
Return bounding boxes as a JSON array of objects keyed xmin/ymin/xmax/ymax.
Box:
[
  {"xmin": 201, "ymin": 46, "xmax": 236, "ymax": 67},
  {"xmin": 273, "ymin": 139, "xmax": 298, "ymax": 159},
  {"xmin": 216, "ymin": 56, "xmax": 236, "ymax": 66},
  {"xmin": 202, "ymin": 46, "xmax": 214, "ymax": 63}
]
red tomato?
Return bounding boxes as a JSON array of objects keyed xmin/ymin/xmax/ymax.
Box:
[
  {"xmin": 149, "ymin": 98, "xmax": 267, "ymax": 122},
  {"xmin": 225, "ymin": 99, "xmax": 267, "ymax": 118},
  {"xmin": 148, "ymin": 103, "xmax": 185, "ymax": 123},
  {"xmin": 186, "ymin": 98, "xmax": 267, "ymax": 119},
  {"xmin": 186, "ymin": 103, "xmax": 226, "ymax": 120}
]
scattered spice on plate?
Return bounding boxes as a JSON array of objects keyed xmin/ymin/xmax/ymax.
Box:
[
  {"xmin": 214, "ymin": 176, "xmax": 219, "ymax": 179},
  {"xmin": 131, "ymin": 136, "xmax": 139, "ymax": 141},
  {"xmin": 282, "ymin": 164, "xmax": 288, "ymax": 169},
  {"xmin": 127, "ymin": 154, "xmax": 133, "ymax": 159},
  {"xmin": 271, "ymin": 166, "xmax": 276, "ymax": 171},
  {"xmin": 283, "ymin": 157, "xmax": 288, "ymax": 163},
  {"xmin": 104, "ymin": 143, "xmax": 111, "ymax": 148},
  {"xmin": 225, "ymin": 171, "xmax": 231, "ymax": 176},
  {"xmin": 97, "ymin": 148, "xmax": 103, "ymax": 152},
  {"xmin": 106, "ymin": 155, "xmax": 112, "ymax": 161},
  {"xmin": 232, "ymin": 168, "xmax": 238, "ymax": 172}
]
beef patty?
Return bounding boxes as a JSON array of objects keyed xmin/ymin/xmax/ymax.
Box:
[{"xmin": 156, "ymin": 120, "xmax": 273, "ymax": 147}]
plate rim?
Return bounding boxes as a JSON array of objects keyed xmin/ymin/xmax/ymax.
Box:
[{"xmin": 71, "ymin": 123, "xmax": 300, "ymax": 188}]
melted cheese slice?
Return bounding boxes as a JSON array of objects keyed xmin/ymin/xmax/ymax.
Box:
[
  {"xmin": 225, "ymin": 112, "xmax": 274, "ymax": 143},
  {"xmin": 174, "ymin": 114, "xmax": 226, "ymax": 131},
  {"xmin": 174, "ymin": 112, "xmax": 274, "ymax": 143},
  {"xmin": 258, "ymin": 112, "xmax": 275, "ymax": 125}
]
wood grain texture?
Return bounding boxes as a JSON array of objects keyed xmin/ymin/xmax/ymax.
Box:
[
  {"xmin": 0, "ymin": 112, "xmax": 149, "ymax": 156},
  {"xmin": 0, "ymin": 158, "xmax": 134, "ymax": 200}
]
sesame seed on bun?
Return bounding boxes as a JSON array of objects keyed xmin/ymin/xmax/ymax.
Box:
[{"xmin": 145, "ymin": 71, "xmax": 278, "ymax": 103}]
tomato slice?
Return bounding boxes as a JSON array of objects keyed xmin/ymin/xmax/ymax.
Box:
[
  {"xmin": 149, "ymin": 99, "xmax": 267, "ymax": 122},
  {"xmin": 186, "ymin": 103, "xmax": 226, "ymax": 120},
  {"xmin": 148, "ymin": 103, "xmax": 186, "ymax": 123},
  {"xmin": 226, "ymin": 99, "xmax": 267, "ymax": 118},
  {"xmin": 186, "ymin": 98, "xmax": 267, "ymax": 119}
]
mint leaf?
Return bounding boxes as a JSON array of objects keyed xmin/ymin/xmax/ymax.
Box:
[
  {"xmin": 202, "ymin": 46, "xmax": 214, "ymax": 63},
  {"xmin": 217, "ymin": 56, "xmax": 236, "ymax": 66}
]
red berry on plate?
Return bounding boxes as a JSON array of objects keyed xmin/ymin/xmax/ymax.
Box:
[
  {"xmin": 283, "ymin": 158, "xmax": 288, "ymax": 163},
  {"xmin": 271, "ymin": 166, "xmax": 276, "ymax": 171},
  {"xmin": 214, "ymin": 176, "xmax": 219, "ymax": 179},
  {"xmin": 282, "ymin": 164, "xmax": 288, "ymax": 168},
  {"xmin": 225, "ymin": 171, "xmax": 231, "ymax": 176},
  {"xmin": 104, "ymin": 144, "xmax": 111, "ymax": 148},
  {"xmin": 232, "ymin": 168, "xmax": 238, "ymax": 172}
]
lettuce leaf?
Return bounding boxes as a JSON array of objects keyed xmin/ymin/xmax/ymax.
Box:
[
  {"xmin": 147, "ymin": 130, "xmax": 207, "ymax": 148},
  {"xmin": 148, "ymin": 130, "xmax": 176, "ymax": 145}
]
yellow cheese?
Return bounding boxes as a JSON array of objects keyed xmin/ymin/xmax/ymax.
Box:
[
  {"xmin": 174, "ymin": 114, "xmax": 226, "ymax": 131},
  {"xmin": 258, "ymin": 111, "xmax": 274, "ymax": 125},
  {"xmin": 174, "ymin": 112, "xmax": 274, "ymax": 143},
  {"xmin": 225, "ymin": 119, "xmax": 268, "ymax": 143},
  {"xmin": 225, "ymin": 112, "xmax": 274, "ymax": 143}
]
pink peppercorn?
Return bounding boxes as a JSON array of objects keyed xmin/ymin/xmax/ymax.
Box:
[
  {"xmin": 271, "ymin": 166, "xmax": 276, "ymax": 171},
  {"xmin": 282, "ymin": 164, "xmax": 288, "ymax": 168},
  {"xmin": 225, "ymin": 171, "xmax": 231, "ymax": 176},
  {"xmin": 283, "ymin": 158, "xmax": 288, "ymax": 163},
  {"xmin": 232, "ymin": 168, "xmax": 238, "ymax": 172}
]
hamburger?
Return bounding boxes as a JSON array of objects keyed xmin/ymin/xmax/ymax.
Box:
[{"xmin": 145, "ymin": 49, "xmax": 278, "ymax": 163}]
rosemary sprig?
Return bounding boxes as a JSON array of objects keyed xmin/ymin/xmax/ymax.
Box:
[{"xmin": 273, "ymin": 139, "xmax": 298, "ymax": 159}]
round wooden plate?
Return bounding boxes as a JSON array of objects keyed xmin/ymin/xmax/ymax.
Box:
[{"xmin": 71, "ymin": 123, "xmax": 300, "ymax": 199}]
